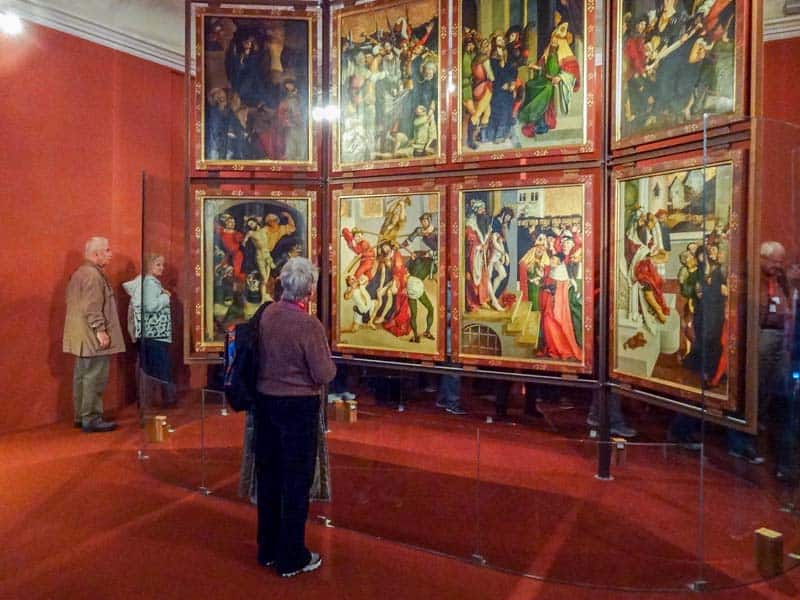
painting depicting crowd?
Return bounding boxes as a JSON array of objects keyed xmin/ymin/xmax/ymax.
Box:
[
  {"xmin": 336, "ymin": 193, "xmax": 441, "ymax": 357},
  {"xmin": 203, "ymin": 199, "xmax": 308, "ymax": 348},
  {"xmin": 460, "ymin": 0, "xmax": 586, "ymax": 155},
  {"xmin": 337, "ymin": 1, "xmax": 440, "ymax": 165},
  {"xmin": 201, "ymin": 15, "xmax": 311, "ymax": 163},
  {"xmin": 614, "ymin": 162, "xmax": 734, "ymax": 399},
  {"xmin": 617, "ymin": 0, "xmax": 736, "ymax": 141},
  {"xmin": 459, "ymin": 185, "xmax": 588, "ymax": 366}
]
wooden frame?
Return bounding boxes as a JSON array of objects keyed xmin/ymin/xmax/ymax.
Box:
[
  {"xmin": 330, "ymin": 0, "xmax": 447, "ymax": 175},
  {"xmin": 190, "ymin": 184, "xmax": 318, "ymax": 353},
  {"xmin": 609, "ymin": 149, "xmax": 748, "ymax": 419},
  {"xmin": 192, "ymin": 4, "xmax": 321, "ymax": 173},
  {"xmin": 330, "ymin": 181, "xmax": 447, "ymax": 361},
  {"xmin": 450, "ymin": 170, "xmax": 598, "ymax": 374},
  {"xmin": 611, "ymin": 0, "xmax": 751, "ymax": 151},
  {"xmin": 451, "ymin": 0, "xmax": 600, "ymax": 166}
]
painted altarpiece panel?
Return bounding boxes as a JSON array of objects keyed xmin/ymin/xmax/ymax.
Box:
[
  {"xmin": 450, "ymin": 171, "xmax": 597, "ymax": 373},
  {"xmin": 331, "ymin": 185, "xmax": 447, "ymax": 361},
  {"xmin": 191, "ymin": 186, "xmax": 317, "ymax": 353},
  {"xmin": 192, "ymin": 5, "xmax": 319, "ymax": 172},
  {"xmin": 452, "ymin": 0, "xmax": 600, "ymax": 165},
  {"xmin": 331, "ymin": 0, "xmax": 447, "ymax": 173},
  {"xmin": 610, "ymin": 150, "xmax": 748, "ymax": 415},
  {"xmin": 611, "ymin": 0, "xmax": 750, "ymax": 150}
]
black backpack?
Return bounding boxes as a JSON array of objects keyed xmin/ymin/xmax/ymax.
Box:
[{"xmin": 223, "ymin": 302, "xmax": 271, "ymax": 412}]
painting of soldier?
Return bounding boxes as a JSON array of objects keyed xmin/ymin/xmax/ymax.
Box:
[
  {"xmin": 453, "ymin": 180, "xmax": 594, "ymax": 372},
  {"xmin": 333, "ymin": 191, "xmax": 444, "ymax": 360},
  {"xmin": 611, "ymin": 156, "xmax": 743, "ymax": 410},
  {"xmin": 197, "ymin": 9, "xmax": 313, "ymax": 168},
  {"xmin": 614, "ymin": 0, "xmax": 741, "ymax": 145},
  {"xmin": 334, "ymin": 0, "xmax": 441, "ymax": 169},
  {"xmin": 457, "ymin": 0, "xmax": 593, "ymax": 158},
  {"xmin": 198, "ymin": 195, "xmax": 311, "ymax": 351}
]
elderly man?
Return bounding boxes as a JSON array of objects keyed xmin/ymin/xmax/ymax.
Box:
[
  {"xmin": 63, "ymin": 237, "xmax": 125, "ymax": 433},
  {"xmin": 728, "ymin": 241, "xmax": 800, "ymax": 472}
]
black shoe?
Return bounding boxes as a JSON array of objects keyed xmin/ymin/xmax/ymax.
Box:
[
  {"xmin": 82, "ymin": 418, "xmax": 118, "ymax": 433},
  {"xmin": 257, "ymin": 550, "xmax": 276, "ymax": 568},
  {"xmin": 728, "ymin": 446, "xmax": 765, "ymax": 465},
  {"xmin": 280, "ymin": 552, "xmax": 322, "ymax": 578},
  {"xmin": 446, "ymin": 405, "xmax": 467, "ymax": 415}
]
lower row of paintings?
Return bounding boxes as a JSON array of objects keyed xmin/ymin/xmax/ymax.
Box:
[{"xmin": 190, "ymin": 148, "xmax": 747, "ymax": 417}]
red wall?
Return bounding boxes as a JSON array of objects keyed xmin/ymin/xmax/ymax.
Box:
[
  {"xmin": 0, "ymin": 24, "xmax": 185, "ymax": 433},
  {"xmin": 757, "ymin": 37, "xmax": 800, "ymax": 257}
]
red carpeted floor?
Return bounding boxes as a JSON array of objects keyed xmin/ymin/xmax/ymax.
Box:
[{"xmin": 2, "ymin": 396, "xmax": 800, "ymax": 599}]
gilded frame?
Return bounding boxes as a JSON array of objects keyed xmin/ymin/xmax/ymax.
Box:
[
  {"xmin": 191, "ymin": 184, "xmax": 318, "ymax": 354},
  {"xmin": 451, "ymin": 0, "xmax": 600, "ymax": 165},
  {"xmin": 450, "ymin": 170, "xmax": 598, "ymax": 374},
  {"xmin": 331, "ymin": 182, "xmax": 447, "ymax": 361},
  {"xmin": 611, "ymin": 0, "xmax": 751, "ymax": 151},
  {"xmin": 609, "ymin": 149, "xmax": 748, "ymax": 417},
  {"xmin": 192, "ymin": 5, "xmax": 320, "ymax": 172},
  {"xmin": 330, "ymin": 0, "xmax": 447, "ymax": 174}
]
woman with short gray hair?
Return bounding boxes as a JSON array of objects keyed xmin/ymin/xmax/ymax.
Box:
[{"xmin": 253, "ymin": 257, "xmax": 335, "ymax": 578}]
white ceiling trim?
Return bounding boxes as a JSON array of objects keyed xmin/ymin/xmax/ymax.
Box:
[
  {"xmin": 764, "ymin": 15, "xmax": 800, "ymax": 42},
  {"xmin": 6, "ymin": 0, "xmax": 184, "ymax": 72},
  {"xmin": 3, "ymin": 0, "xmax": 798, "ymax": 73}
]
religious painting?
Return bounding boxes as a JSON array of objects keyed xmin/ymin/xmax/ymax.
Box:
[
  {"xmin": 331, "ymin": 186, "xmax": 446, "ymax": 361},
  {"xmin": 450, "ymin": 172, "xmax": 597, "ymax": 373},
  {"xmin": 610, "ymin": 150, "xmax": 747, "ymax": 414},
  {"xmin": 194, "ymin": 6, "xmax": 318, "ymax": 171},
  {"xmin": 193, "ymin": 187, "xmax": 316, "ymax": 352},
  {"xmin": 331, "ymin": 0, "xmax": 446, "ymax": 173},
  {"xmin": 612, "ymin": 0, "xmax": 750, "ymax": 149},
  {"xmin": 453, "ymin": 0, "xmax": 599, "ymax": 163}
]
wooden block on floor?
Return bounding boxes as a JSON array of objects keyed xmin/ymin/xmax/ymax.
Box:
[{"xmin": 755, "ymin": 527, "xmax": 783, "ymax": 578}]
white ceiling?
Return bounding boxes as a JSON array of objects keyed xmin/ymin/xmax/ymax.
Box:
[{"xmin": 4, "ymin": 0, "xmax": 798, "ymax": 72}]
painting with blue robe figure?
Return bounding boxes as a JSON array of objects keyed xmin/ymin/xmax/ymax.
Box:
[
  {"xmin": 610, "ymin": 152, "xmax": 746, "ymax": 413},
  {"xmin": 451, "ymin": 177, "xmax": 595, "ymax": 373},
  {"xmin": 332, "ymin": 0, "xmax": 443, "ymax": 171},
  {"xmin": 455, "ymin": 0, "xmax": 596, "ymax": 160},
  {"xmin": 196, "ymin": 8, "xmax": 314, "ymax": 170},
  {"xmin": 196, "ymin": 192, "xmax": 313, "ymax": 352},
  {"xmin": 614, "ymin": 0, "xmax": 745, "ymax": 147}
]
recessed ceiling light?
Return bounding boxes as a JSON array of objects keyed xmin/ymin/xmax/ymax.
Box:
[{"xmin": 0, "ymin": 12, "xmax": 23, "ymax": 36}]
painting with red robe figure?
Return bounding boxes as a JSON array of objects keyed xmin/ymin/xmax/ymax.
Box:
[
  {"xmin": 610, "ymin": 152, "xmax": 746, "ymax": 412},
  {"xmin": 454, "ymin": 0, "xmax": 596, "ymax": 161},
  {"xmin": 613, "ymin": 0, "xmax": 747, "ymax": 148},
  {"xmin": 331, "ymin": 188, "xmax": 446, "ymax": 361},
  {"xmin": 451, "ymin": 176, "xmax": 595, "ymax": 374},
  {"xmin": 332, "ymin": 0, "xmax": 444, "ymax": 172},
  {"xmin": 196, "ymin": 192, "xmax": 313, "ymax": 352},
  {"xmin": 194, "ymin": 6, "xmax": 316, "ymax": 171}
]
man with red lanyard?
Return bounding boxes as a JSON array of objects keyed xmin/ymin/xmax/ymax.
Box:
[{"xmin": 728, "ymin": 241, "xmax": 800, "ymax": 478}]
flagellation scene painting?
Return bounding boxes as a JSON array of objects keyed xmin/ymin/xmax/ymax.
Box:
[
  {"xmin": 457, "ymin": 0, "xmax": 591, "ymax": 158},
  {"xmin": 333, "ymin": 191, "xmax": 444, "ymax": 360},
  {"xmin": 611, "ymin": 158, "xmax": 741, "ymax": 410},
  {"xmin": 334, "ymin": 0, "xmax": 441, "ymax": 169},
  {"xmin": 197, "ymin": 9, "xmax": 313, "ymax": 168},
  {"xmin": 614, "ymin": 0, "xmax": 739, "ymax": 145},
  {"xmin": 454, "ymin": 182, "xmax": 593, "ymax": 372},
  {"xmin": 197, "ymin": 193, "xmax": 312, "ymax": 351}
]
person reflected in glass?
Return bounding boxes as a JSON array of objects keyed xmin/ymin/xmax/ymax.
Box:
[
  {"xmin": 123, "ymin": 253, "xmax": 175, "ymax": 406},
  {"xmin": 728, "ymin": 241, "xmax": 800, "ymax": 470},
  {"xmin": 254, "ymin": 257, "xmax": 335, "ymax": 577}
]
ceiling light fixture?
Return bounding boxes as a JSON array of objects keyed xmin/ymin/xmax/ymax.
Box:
[{"xmin": 0, "ymin": 12, "xmax": 23, "ymax": 36}]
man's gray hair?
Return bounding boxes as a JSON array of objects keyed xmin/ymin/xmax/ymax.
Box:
[
  {"xmin": 84, "ymin": 236, "xmax": 109, "ymax": 258},
  {"xmin": 760, "ymin": 240, "xmax": 786, "ymax": 258},
  {"xmin": 279, "ymin": 257, "xmax": 318, "ymax": 301}
]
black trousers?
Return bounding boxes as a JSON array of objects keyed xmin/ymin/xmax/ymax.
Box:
[{"xmin": 254, "ymin": 393, "xmax": 319, "ymax": 573}]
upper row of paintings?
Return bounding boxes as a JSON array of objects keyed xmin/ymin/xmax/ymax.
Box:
[{"xmin": 191, "ymin": 0, "xmax": 752, "ymax": 174}]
